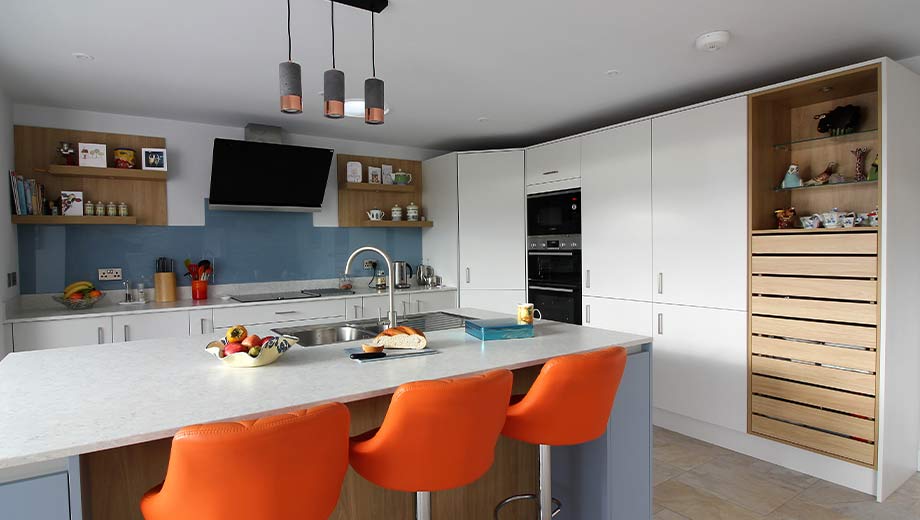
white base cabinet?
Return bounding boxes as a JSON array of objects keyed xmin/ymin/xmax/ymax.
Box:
[
  {"xmin": 583, "ymin": 296, "xmax": 653, "ymax": 337},
  {"xmin": 356, "ymin": 294, "xmax": 411, "ymax": 321},
  {"xmin": 188, "ymin": 309, "xmax": 214, "ymax": 336},
  {"xmin": 652, "ymin": 303, "xmax": 747, "ymax": 432},
  {"xmin": 459, "ymin": 289, "xmax": 525, "ymax": 315},
  {"xmin": 114, "ymin": 312, "xmax": 190, "ymax": 342},
  {"xmin": 411, "ymin": 291, "xmax": 458, "ymax": 314},
  {"xmin": 12, "ymin": 317, "xmax": 112, "ymax": 351}
]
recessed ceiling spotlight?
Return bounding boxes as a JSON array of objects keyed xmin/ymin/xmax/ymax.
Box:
[
  {"xmin": 72, "ymin": 52, "xmax": 94, "ymax": 61},
  {"xmin": 477, "ymin": 116, "xmax": 489, "ymax": 123},
  {"xmin": 605, "ymin": 69, "xmax": 621, "ymax": 77},
  {"xmin": 694, "ymin": 31, "xmax": 731, "ymax": 52}
]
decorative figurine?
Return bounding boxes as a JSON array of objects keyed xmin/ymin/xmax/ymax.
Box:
[
  {"xmin": 781, "ymin": 164, "xmax": 802, "ymax": 189},
  {"xmin": 867, "ymin": 154, "xmax": 880, "ymax": 181},
  {"xmin": 851, "ymin": 147, "xmax": 870, "ymax": 181},
  {"xmin": 57, "ymin": 142, "xmax": 77, "ymax": 166},
  {"xmin": 814, "ymin": 104, "xmax": 861, "ymax": 135},
  {"xmin": 821, "ymin": 162, "xmax": 846, "ymax": 184},
  {"xmin": 774, "ymin": 207, "xmax": 796, "ymax": 229},
  {"xmin": 805, "ymin": 162, "xmax": 834, "ymax": 186}
]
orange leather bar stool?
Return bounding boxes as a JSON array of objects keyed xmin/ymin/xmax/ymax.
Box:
[
  {"xmin": 495, "ymin": 347, "xmax": 628, "ymax": 520},
  {"xmin": 141, "ymin": 402, "xmax": 350, "ymax": 520},
  {"xmin": 350, "ymin": 369, "xmax": 513, "ymax": 520}
]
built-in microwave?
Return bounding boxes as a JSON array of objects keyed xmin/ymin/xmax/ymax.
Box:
[{"xmin": 527, "ymin": 189, "xmax": 580, "ymax": 237}]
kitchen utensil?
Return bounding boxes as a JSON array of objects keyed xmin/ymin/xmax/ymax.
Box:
[
  {"xmin": 393, "ymin": 261, "xmax": 413, "ymax": 289},
  {"xmin": 192, "ymin": 280, "xmax": 208, "ymax": 300},
  {"xmin": 416, "ymin": 263, "xmax": 434, "ymax": 286},
  {"xmin": 344, "ymin": 346, "xmax": 439, "ymax": 363},
  {"xmin": 390, "ymin": 204, "xmax": 403, "ymax": 221},
  {"xmin": 429, "ymin": 275, "xmax": 442, "ymax": 288},
  {"xmin": 406, "ymin": 202, "xmax": 420, "ymax": 221},
  {"xmin": 374, "ymin": 270, "xmax": 388, "ymax": 290},
  {"xmin": 154, "ymin": 272, "xmax": 177, "ymax": 302},
  {"xmin": 367, "ymin": 208, "xmax": 385, "ymax": 221},
  {"xmin": 350, "ymin": 352, "xmax": 387, "ymax": 361}
]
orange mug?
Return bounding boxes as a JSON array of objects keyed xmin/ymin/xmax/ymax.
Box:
[
  {"xmin": 191, "ymin": 280, "xmax": 208, "ymax": 300},
  {"xmin": 517, "ymin": 303, "xmax": 542, "ymax": 324}
]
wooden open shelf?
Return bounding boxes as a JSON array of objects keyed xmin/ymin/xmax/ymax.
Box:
[
  {"xmin": 14, "ymin": 126, "xmax": 168, "ymax": 225},
  {"xmin": 11, "ymin": 215, "xmax": 138, "ymax": 225},
  {"xmin": 44, "ymin": 164, "xmax": 167, "ymax": 182},
  {"xmin": 774, "ymin": 179, "xmax": 876, "ymax": 193},
  {"xmin": 752, "ymin": 227, "xmax": 877, "ymax": 235},
  {"xmin": 362, "ymin": 220, "xmax": 433, "ymax": 228},
  {"xmin": 772, "ymin": 128, "xmax": 878, "ymax": 150},
  {"xmin": 342, "ymin": 182, "xmax": 414, "ymax": 193}
]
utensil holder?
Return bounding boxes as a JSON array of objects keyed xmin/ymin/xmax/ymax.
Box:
[
  {"xmin": 192, "ymin": 280, "xmax": 208, "ymax": 301},
  {"xmin": 154, "ymin": 272, "xmax": 177, "ymax": 303}
]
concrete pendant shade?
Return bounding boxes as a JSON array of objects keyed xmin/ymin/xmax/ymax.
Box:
[
  {"xmin": 279, "ymin": 61, "xmax": 303, "ymax": 114},
  {"xmin": 365, "ymin": 77, "xmax": 385, "ymax": 124},
  {"xmin": 324, "ymin": 69, "xmax": 345, "ymax": 118}
]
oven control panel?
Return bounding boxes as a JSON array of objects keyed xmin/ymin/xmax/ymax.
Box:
[{"xmin": 528, "ymin": 234, "xmax": 581, "ymax": 251}]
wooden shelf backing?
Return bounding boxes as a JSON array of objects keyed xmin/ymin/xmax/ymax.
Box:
[
  {"xmin": 14, "ymin": 125, "xmax": 168, "ymax": 225},
  {"xmin": 11, "ymin": 215, "xmax": 138, "ymax": 225},
  {"xmin": 45, "ymin": 164, "xmax": 167, "ymax": 182},
  {"xmin": 343, "ymin": 182, "xmax": 414, "ymax": 193},
  {"xmin": 751, "ymin": 227, "xmax": 878, "ymax": 235},
  {"xmin": 361, "ymin": 220, "xmax": 433, "ymax": 228}
]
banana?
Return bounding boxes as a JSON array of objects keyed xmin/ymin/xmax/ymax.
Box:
[{"xmin": 63, "ymin": 281, "xmax": 94, "ymax": 298}]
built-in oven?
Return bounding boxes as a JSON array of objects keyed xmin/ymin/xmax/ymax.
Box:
[
  {"xmin": 527, "ymin": 234, "xmax": 582, "ymax": 325},
  {"xmin": 527, "ymin": 189, "xmax": 580, "ymax": 236}
]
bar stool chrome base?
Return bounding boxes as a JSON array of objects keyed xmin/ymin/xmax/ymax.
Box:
[
  {"xmin": 494, "ymin": 444, "xmax": 561, "ymax": 519},
  {"xmin": 416, "ymin": 491, "xmax": 431, "ymax": 520}
]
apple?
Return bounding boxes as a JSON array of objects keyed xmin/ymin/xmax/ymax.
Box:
[
  {"xmin": 224, "ymin": 342, "xmax": 248, "ymax": 355},
  {"xmin": 259, "ymin": 336, "xmax": 275, "ymax": 347},
  {"xmin": 242, "ymin": 334, "xmax": 262, "ymax": 348}
]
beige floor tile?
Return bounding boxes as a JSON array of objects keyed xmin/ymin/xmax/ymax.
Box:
[
  {"xmin": 654, "ymin": 428, "xmax": 732, "ymax": 471},
  {"xmin": 653, "ymin": 500, "xmax": 664, "ymax": 514},
  {"xmin": 655, "ymin": 507, "xmax": 691, "ymax": 519},
  {"xmin": 655, "ymin": 459, "xmax": 686, "ymax": 486},
  {"xmin": 795, "ymin": 479, "xmax": 876, "ymax": 506},
  {"xmin": 654, "ymin": 479, "xmax": 765, "ymax": 520},
  {"xmin": 765, "ymin": 497, "xmax": 852, "ymax": 520}
]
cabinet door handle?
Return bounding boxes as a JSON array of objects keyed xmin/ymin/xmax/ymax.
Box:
[
  {"xmin": 354, "ymin": 305, "xmax": 361, "ymax": 319},
  {"xmin": 416, "ymin": 300, "xmax": 422, "ymax": 312},
  {"xmin": 657, "ymin": 273, "xmax": 663, "ymax": 294},
  {"xmin": 275, "ymin": 310, "xmax": 299, "ymax": 315},
  {"xmin": 402, "ymin": 301, "xmax": 409, "ymax": 315},
  {"xmin": 200, "ymin": 318, "xmax": 207, "ymax": 335},
  {"xmin": 586, "ymin": 269, "xmax": 591, "ymax": 288},
  {"xmin": 98, "ymin": 327, "xmax": 105, "ymax": 344},
  {"xmin": 658, "ymin": 313, "xmax": 663, "ymax": 335},
  {"xmin": 585, "ymin": 304, "xmax": 591, "ymax": 324},
  {"xmin": 123, "ymin": 324, "xmax": 130, "ymax": 342},
  {"xmin": 542, "ymin": 170, "xmax": 559, "ymax": 176},
  {"xmin": 466, "ymin": 268, "xmax": 470, "ymax": 284}
]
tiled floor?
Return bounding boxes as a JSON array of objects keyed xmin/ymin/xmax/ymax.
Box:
[{"xmin": 653, "ymin": 426, "xmax": 920, "ymax": 519}]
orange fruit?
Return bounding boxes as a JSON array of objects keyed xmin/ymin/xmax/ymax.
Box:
[
  {"xmin": 225, "ymin": 325, "xmax": 248, "ymax": 344},
  {"xmin": 69, "ymin": 292, "xmax": 84, "ymax": 301},
  {"xmin": 88, "ymin": 290, "xmax": 102, "ymax": 298}
]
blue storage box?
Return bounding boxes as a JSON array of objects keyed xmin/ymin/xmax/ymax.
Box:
[{"xmin": 465, "ymin": 318, "xmax": 534, "ymax": 341}]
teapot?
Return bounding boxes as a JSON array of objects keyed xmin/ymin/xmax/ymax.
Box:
[
  {"xmin": 366, "ymin": 208, "xmax": 385, "ymax": 221},
  {"xmin": 818, "ymin": 208, "xmax": 844, "ymax": 229},
  {"xmin": 393, "ymin": 169, "xmax": 413, "ymax": 185}
]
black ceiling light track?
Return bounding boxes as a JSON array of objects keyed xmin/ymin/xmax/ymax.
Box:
[{"xmin": 331, "ymin": 0, "xmax": 388, "ymax": 14}]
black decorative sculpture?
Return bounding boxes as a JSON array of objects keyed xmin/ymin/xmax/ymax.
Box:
[{"xmin": 814, "ymin": 105, "xmax": 861, "ymax": 136}]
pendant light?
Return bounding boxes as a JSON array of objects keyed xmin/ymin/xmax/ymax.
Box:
[
  {"xmin": 324, "ymin": 1, "xmax": 345, "ymax": 118},
  {"xmin": 364, "ymin": 11, "xmax": 385, "ymax": 125},
  {"xmin": 279, "ymin": 0, "xmax": 302, "ymax": 114}
]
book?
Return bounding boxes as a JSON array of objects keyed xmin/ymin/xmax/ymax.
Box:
[{"xmin": 8, "ymin": 171, "xmax": 19, "ymax": 215}]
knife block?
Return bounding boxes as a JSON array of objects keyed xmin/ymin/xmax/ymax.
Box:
[{"xmin": 154, "ymin": 272, "xmax": 177, "ymax": 302}]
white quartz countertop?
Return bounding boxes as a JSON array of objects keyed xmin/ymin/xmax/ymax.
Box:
[
  {"xmin": 0, "ymin": 309, "xmax": 650, "ymax": 469},
  {"xmin": 3, "ymin": 285, "xmax": 456, "ymax": 324}
]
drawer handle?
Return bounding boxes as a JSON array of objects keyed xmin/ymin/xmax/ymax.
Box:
[
  {"xmin": 417, "ymin": 300, "xmax": 422, "ymax": 312},
  {"xmin": 658, "ymin": 313, "xmax": 663, "ymax": 335},
  {"xmin": 542, "ymin": 170, "xmax": 560, "ymax": 176},
  {"xmin": 200, "ymin": 318, "xmax": 207, "ymax": 335},
  {"xmin": 585, "ymin": 304, "xmax": 591, "ymax": 324},
  {"xmin": 657, "ymin": 273, "xmax": 663, "ymax": 295},
  {"xmin": 586, "ymin": 269, "xmax": 591, "ymax": 288},
  {"xmin": 354, "ymin": 305, "xmax": 361, "ymax": 318},
  {"xmin": 402, "ymin": 301, "xmax": 409, "ymax": 315},
  {"xmin": 124, "ymin": 324, "xmax": 130, "ymax": 342},
  {"xmin": 466, "ymin": 267, "xmax": 470, "ymax": 284},
  {"xmin": 98, "ymin": 327, "xmax": 104, "ymax": 344},
  {"xmin": 275, "ymin": 310, "xmax": 299, "ymax": 315}
]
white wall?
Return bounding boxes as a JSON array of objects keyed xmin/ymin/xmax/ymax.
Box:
[
  {"xmin": 12, "ymin": 105, "xmax": 445, "ymax": 227},
  {"xmin": 899, "ymin": 55, "xmax": 920, "ymax": 74},
  {"xmin": 0, "ymin": 87, "xmax": 17, "ymax": 358}
]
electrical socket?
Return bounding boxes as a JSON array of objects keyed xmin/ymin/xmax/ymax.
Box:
[
  {"xmin": 98, "ymin": 268, "xmax": 123, "ymax": 281},
  {"xmin": 6, "ymin": 272, "xmax": 16, "ymax": 288},
  {"xmin": 363, "ymin": 260, "xmax": 376, "ymax": 270}
]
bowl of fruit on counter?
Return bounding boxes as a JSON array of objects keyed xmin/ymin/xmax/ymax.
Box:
[
  {"xmin": 54, "ymin": 281, "xmax": 105, "ymax": 310},
  {"xmin": 206, "ymin": 325, "xmax": 298, "ymax": 368}
]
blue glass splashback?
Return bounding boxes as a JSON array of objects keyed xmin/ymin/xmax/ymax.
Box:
[{"xmin": 17, "ymin": 201, "xmax": 422, "ymax": 294}]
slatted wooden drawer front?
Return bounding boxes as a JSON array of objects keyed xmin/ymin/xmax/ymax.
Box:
[
  {"xmin": 752, "ymin": 356, "xmax": 875, "ymax": 395},
  {"xmin": 751, "ymin": 256, "xmax": 877, "ymax": 277},
  {"xmin": 751, "ymin": 316, "xmax": 877, "ymax": 348},
  {"xmin": 752, "ymin": 395, "xmax": 875, "ymax": 441},
  {"xmin": 751, "ymin": 232, "xmax": 878, "ymax": 255},
  {"xmin": 751, "ymin": 296, "xmax": 877, "ymax": 325},
  {"xmin": 751, "ymin": 336, "xmax": 876, "ymax": 372},
  {"xmin": 751, "ymin": 277, "xmax": 877, "ymax": 301},
  {"xmin": 752, "ymin": 415, "xmax": 875, "ymax": 465},
  {"xmin": 751, "ymin": 375, "xmax": 876, "ymax": 418}
]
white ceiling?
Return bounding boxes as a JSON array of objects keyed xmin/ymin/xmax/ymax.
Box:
[{"xmin": 1, "ymin": 0, "xmax": 919, "ymax": 151}]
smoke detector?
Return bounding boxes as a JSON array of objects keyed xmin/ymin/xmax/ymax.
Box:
[{"xmin": 695, "ymin": 31, "xmax": 731, "ymax": 52}]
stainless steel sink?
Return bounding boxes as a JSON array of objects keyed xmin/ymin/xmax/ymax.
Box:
[{"xmin": 273, "ymin": 312, "xmax": 470, "ymax": 348}]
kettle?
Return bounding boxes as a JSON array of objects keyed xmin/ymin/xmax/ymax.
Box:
[{"xmin": 392, "ymin": 261, "xmax": 413, "ymax": 289}]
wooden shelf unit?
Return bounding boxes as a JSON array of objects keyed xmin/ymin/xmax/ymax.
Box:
[
  {"xmin": 336, "ymin": 154, "xmax": 427, "ymax": 227},
  {"xmin": 11, "ymin": 215, "xmax": 138, "ymax": 225},
  {"xmin": 13, "ymin": 126, "xmax": 168, "ymax": 225},
  {"xmin": 748, "ymin": 64, "xmax": 882, "ymax": 467}
]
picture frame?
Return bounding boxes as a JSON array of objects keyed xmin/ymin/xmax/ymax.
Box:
[
  {"xmin": 368, "ymin": 166, "xmax": 382, "ymax": 184},
  {"xmin": 61, "ymin": 191, "xmax": 84, "ymax": 216},
  {"xmin": 346, "ymin": 161, "xmax": 363, "ymax": 183},
  {"xmin": 78, "ymin": 143, "xmax": 107, "ymax": 168},
  {"xmin": 382, "ymin": 164, "xmax": 394, "ymax": 185},
  {"xmin": 141, "ymin": 148, "xmax": 168, "ymax": 171}
]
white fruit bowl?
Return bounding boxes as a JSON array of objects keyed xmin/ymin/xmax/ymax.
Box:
[{"xmin": 205, "ymin": 335, "xmax": 298, "ymax": 368}]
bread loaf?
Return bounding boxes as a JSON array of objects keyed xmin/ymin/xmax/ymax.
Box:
[{"xmin": 370, "ymin": 326, "xmax": 428, "ymax": 350}]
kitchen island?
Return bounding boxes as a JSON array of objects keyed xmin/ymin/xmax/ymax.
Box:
[{"xmin": 0, "ymin": 309, "xmax": 651, "ymax": 519}]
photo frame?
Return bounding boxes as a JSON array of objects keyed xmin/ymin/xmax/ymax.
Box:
[
  {"xmin": 61, "ymin": 191, "xmax": 84, "ymax": 216},
  {"xmin": 368, "ymin": 166, "xmax": 382, "ymax": 184},
  {"xmin": 78, "ymin": 143, "xmax": 107, "ymax": 168},
  {"xmin": 142, "ymin": 148, "xmax": 168, "ymax": 171}
]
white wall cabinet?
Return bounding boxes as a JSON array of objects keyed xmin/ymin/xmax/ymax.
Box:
[
  {"xmin": 581, "ymin": 121, "xmax": 652, "ymax": 302},
  {"xmin": 651, "ymin": 97, "xmax": 748, "ymax": 311},
  {"xmin": 113, "ymin": 312, "xmax": 190, "ymax": 342},
  {"xmin": 652, "ymin": 303, "xmax": 747, "ymax": 432},
  {"xmin": 411, "ymin": 291, "xmax": 458, "ymax": 313},
  {"xmin": 13, "ymin": 317, "xmax": 112, "ymax": 351},
  {"xmin": 459, "ymin": 290, "xmax": 525, "ymax": 315},
  {"xmin": 525, "ymin": 138, "xmax": 581, "ymax": 186},
  {"xmin": 458, "ymin": 151, "xmax": 525, "ymax": 293},
  {"xmin": 583, "ymin": 296, "xmax": 653, "ymax": 337}
]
